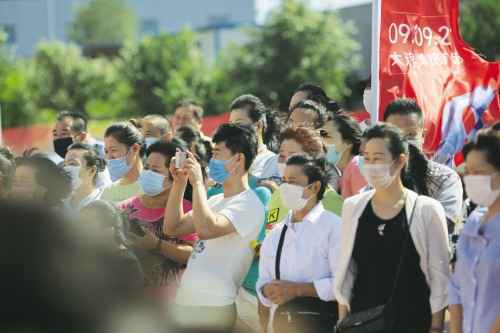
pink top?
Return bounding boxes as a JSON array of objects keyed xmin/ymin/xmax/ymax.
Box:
[
  {"xmin": 117, "ymin": 196, "xmax": 197, "ymax": 242},
  {"xmin": 340, "ymin": 156, "xmax": 367, "ymax": 199}
]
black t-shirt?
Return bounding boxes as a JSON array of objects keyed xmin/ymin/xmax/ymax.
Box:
[{"xmin": 351, "ymin": 200, "xmax": 431, "ymax": 333}]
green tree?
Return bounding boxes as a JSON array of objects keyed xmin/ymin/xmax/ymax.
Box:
[
  {"xmin": 120, "ymin": 30, "xmax": 218, "ymax": 116},
  {"xmin": 224, "ymin": 0, "xmax": 360, "ymax": 110},
  {"xmin": 460, "ymin": 0, "xmax": 500, "ymax": 61},
  {"xmin": 32, "ymin": 42, "xmax": 124, "ymax": 118},
  {"xmin": 69, "ymin": 0, "xmax": 137, "ymax": 47}
]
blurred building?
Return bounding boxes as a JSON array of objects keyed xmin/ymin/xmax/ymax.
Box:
[{"xmin": 0, "ymin": 0, "xmax": 256, "ymax": 59}]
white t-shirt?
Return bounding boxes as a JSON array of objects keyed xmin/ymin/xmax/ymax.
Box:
[
  {"xmin": 249, "ymin": 147, "xmax": 280, "ymax": 180},
  {"xmin": 175, "ymin": 189, "xmax": 265, "ymax": 307}
]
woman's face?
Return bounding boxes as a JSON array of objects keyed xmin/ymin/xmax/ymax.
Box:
[
  {"xmin": 465, "ymin": 150, "xmax": 500, "ymax": 189},
  {"xmin": 321, "ymin": 120, "xmax": 349, "ymax": 153},
  {"xmin": 363, "ymin": 138, "xmax": 394, "ymax": 165},
  {"xmin": 10, "ymin": 165, "xmax": 45, "ymax": 201},
  {"xmin": 282, "ymin": 164, "xmax": 319, "ymax": 201},
  {"xmin": 288, "ymin": 108, "xmax": 317, "ymax": 130},
  {"xmin": 144, "ymin": 152, "xmax": 172, "ymax": 191},
  {"xmin": 279, "ymin": 139, "xmax": 305, "ymax": 163},
  {"xmin": 230, "ymin": 109, "xmax": 262, "ymax": 139},
  {"xmin": 65, "ymin": 149, "xmax": 95, "ymax": 187},
  {"xmin": 104, "ymin": 136, "xmax": 137, "ymax": 165}
]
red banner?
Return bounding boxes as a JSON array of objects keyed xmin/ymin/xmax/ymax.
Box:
[{"xmin": 372, "ymin": 0, "xmax": 499, "ymax": 163}]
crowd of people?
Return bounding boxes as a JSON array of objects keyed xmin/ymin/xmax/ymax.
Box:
[{"xmin": 0, "ymin": 83, "xmax": 499, "ymax": 333}]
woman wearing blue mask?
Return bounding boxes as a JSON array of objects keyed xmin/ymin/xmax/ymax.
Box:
[
  {"xmin": 320, "ymin": 113, "xmax": 366, "ymax": 198},
  {"xmin": 63, "ymin": 143, "xmax": 106, "ymax": 212},
  {"xmin": 117, "ymin": 139, "xmax": 198, "ymax": 289},
  {"xmin": 102, "ymin": 122, "xmax": 144, "ymax": 202}
]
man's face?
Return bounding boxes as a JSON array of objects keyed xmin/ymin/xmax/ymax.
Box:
[
  {"xmin": 53, "ymin": 117, "xmax": 73, "ymax": 140},
  {"xmin": 174, "ymin": 107, "xmax": 200, "ymax": 131},
  {"xmin": 385, "ymin": 113, "xmax": 424, "ymax": 142}
]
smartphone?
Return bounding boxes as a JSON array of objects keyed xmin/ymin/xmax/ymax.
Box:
[
  {"xmin": 128, "ymin": 219, "xmax": 146, "ymax": 237},
  {"xmin": 175, "ymin": 151, "xmax": 186, "ymax": 169}
]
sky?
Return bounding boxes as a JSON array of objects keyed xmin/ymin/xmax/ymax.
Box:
[{"xmin": 255, "ymin": 0, "xmax": 371, "ymax": 23}]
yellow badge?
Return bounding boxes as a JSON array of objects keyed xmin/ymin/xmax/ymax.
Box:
[{"xmin": 268, "ymin": 208, "xmax": 279, "ymax": 223}]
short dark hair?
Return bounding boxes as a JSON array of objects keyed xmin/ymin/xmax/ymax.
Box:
[
  {"xmin": 230, "ymin": 94, "xmax": 281, "ymax": 148},
  {"xmin": 57, "ymin": 111, "xmax": 88, "ymax": 133},
  {"xmin": 14, "ymin": 155, "xmax": 72, "ymax": 207},
  {"xmin": 289, "ymin": 99, "xmax": 327, "ymax": 129},
  {"xmin": 286, "ymin": 154, "xmax": 329, "ymax": 200},
  {"xmin": 466, "ymin": 128, "xmax": 500, "ymax": 172},
  {"xmin": 175, "ymin": 100, "xmax": 204, "ymax": 122},
  {"xmin": 104, "ymin": 122, "xmax": 144, "ymax": 148},
  {"xmin": 67, "ymin": 143, "xmax": 106, "ymax": 184},
  {"xmin": 212, "ymin": 123, "xmax": 257, "ymax": 171},
  {"xmin": 293, "ymin": 83, "xmax": 339, "ymax": 112},
  {"xmin": 383, "ymin": 98, "xmax": 424, "ymax": 125},
  {"xmin": 329, "ymin": 113, "xmax": 363, "ymax": 155}
]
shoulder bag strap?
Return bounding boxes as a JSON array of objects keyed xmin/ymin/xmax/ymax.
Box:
[
  {"xmin": 387, "ymin": 195, "xmax": 419, "ymax": 303},
  {"xmin": 275, "ymin": 224, "xmax": 288, "ymax": 280}
]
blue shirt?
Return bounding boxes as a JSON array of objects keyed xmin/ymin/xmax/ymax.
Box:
[{"xmin": 449, "ymin": 210, "xmax": 500, "ymax": 333}]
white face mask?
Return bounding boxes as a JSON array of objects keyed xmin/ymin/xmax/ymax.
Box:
[
  {"xmin": 362, "ymin": 163, "xmax": 395, "ymax": 189},
  {"xmin": 277, "ymin": 162, "xmax": 286, "ymax": 178},
  {"xmin": 464, "ymin": 174, "xmax": 500, "ymax": 207},
  {"xmin": 363, "ymin": 89, "xmax": 372, "ymax": 113},
  {"xmin": 279, "ymin": 183, "xmax": 309, "ymax": 211}
]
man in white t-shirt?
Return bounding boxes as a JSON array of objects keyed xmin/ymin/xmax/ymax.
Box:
[{"xmin": 164, "ymin": 123, "xmax": 265, "ymax": 332}]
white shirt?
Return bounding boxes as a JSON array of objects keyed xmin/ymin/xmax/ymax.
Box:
[
  {"xmin": 256, "ymin": 202, "xmax": 341, "ymax": 308},
  {"xmin": 176, "ymin": 189, "xmax": 265, "ymax": 306},
  {"xmin": 63, "ymin": 187, "xmax": 104, "ymax": 213},
  {"xmin": 249, "ymin": 145, "xmax": 280, "ymax": 180},
  {"xmin": 333, "ymin": 189, "xmax": 450, "ymax": 313}
]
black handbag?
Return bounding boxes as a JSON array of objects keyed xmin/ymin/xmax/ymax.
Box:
[
  {"xmin": 335, "ymin": 197, "xmax": 419, "ymax": 333},
  {"xmin": 273, "ymin": 224, "xmax": 338, "ymax": 333}
]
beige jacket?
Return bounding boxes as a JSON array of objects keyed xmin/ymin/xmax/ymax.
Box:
[{"xmin": 333, "ymin": 189, "xmax": 450, "ymax": 313}]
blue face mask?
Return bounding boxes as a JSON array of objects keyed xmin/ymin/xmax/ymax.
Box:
[
  {"xmin": 208, "ymin": 158, "xmax": 230, "ymax": 184},
  {"xmin": 107, "ymin": 154, "xmax": 132, "ymax": 182},
  {"xmin": 326, "ymin": 144, "xmax": 341, "ymax": 165},
  {"xmin": 139, "ymin": 170, "xmax": 166, "ymax": 196}
]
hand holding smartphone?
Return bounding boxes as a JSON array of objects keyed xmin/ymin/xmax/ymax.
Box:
[{"xmin": 175, "ymin": 151, "xmax": 187, "ymax": 169}]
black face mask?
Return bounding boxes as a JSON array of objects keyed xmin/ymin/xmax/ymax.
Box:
[{"xmin": 53, "ymin": 137, "xmax": 73, "ymax": 158}]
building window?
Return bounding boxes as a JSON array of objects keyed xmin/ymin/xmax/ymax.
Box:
[
  {"xmin": 1, "ymin": 24, "xmax": 16, "ymax": 44},
  {"xmin": 141, "ymin": 19, "xmax": 159, "ymax": 36}
]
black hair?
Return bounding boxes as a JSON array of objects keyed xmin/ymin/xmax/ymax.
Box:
[
  {"xmin": 286, "ymin": 154, "xmax": 329, "ymax": 201},
  {"xmin": 289, "ymin": 99, "xmax": 327, "ymax": 129},
  {"xmin": 466, "ymin": 128, "xmax": 500, "ymax": 171},
  {"xmin": 293, "ymin": 83, "xmax": 340, "ymax": 113},
  {"xmin": 104, "ymin": 122, "xmax": 144, "ymax": 156},
  {"xmin": 383, "ymin": 98, "xmax": 424, "ymax": 126},
  {"xmin": 362, "ymin": 76, "xmax": 371, "ymax": 90},
  {"xmin": 67, "ymin": 143, "xmax": 106, "ymax": 185},
  {"xmin": 175, "ymin": 125, "xmax": 211, "ymax": 163},
  {"xmin": 329, "ymin": 113, "xmax": 363, "ymax": 155},
  {"xmin": 212, "ymin": 123, "xmax": 258, "ymax": 171},
  {"xmin": 0, "ymin": 146, "xmax": 15, "ymax": 192},
  {"xmin": 175, "ymin": 100, "xmax": 204, "ymax": 122},
  {"xmin": 14, "ymin": 155, "xmax": 72, "ymax": 207},
  {"xmin": 363, "ymin": 123, "xmax": 430, "ymax": 195},
  {"xmin": 491, "ymin": 121, "xmax": 500, "ymax": 132},
  {"xmin": 229, "ymin": 94, "xmax": 281, "ymax": 151},
  {"xmin": 58, "ymin": 110, "xmax": 88, "ymax": 133},
  {"xmin": 146, "ymin": 138, "xmax": 188, "ymax": 172}
]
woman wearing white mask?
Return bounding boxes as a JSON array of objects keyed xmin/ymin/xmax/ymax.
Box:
[
  {"xmin": 117, "ymin": 139, "xmax": 197, "ymax": 289},
  {"xmin": 265, "ymin": 127, "xmax": 342, "ymax": 230},
  {"xmin": 334, "ymin": 124, "xmax": 449, "ymax": 333},
  {"xmin": 320, "ymin": 113, "xmax": 366, "ymax": 198},
  {"xmin": 63, "ymin": 143, "xmax": 106, "ymax": 212},
  {"xmin": 449, "ymin": 129, "xmax": 500, "ymax": 333},
  {"xmin": 257, "ymin": 154, "xmax": 340, "ymax": 333},
  {"xmin": 102, "ymin": 122, "xmax": 144, "ymax": 202}
]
